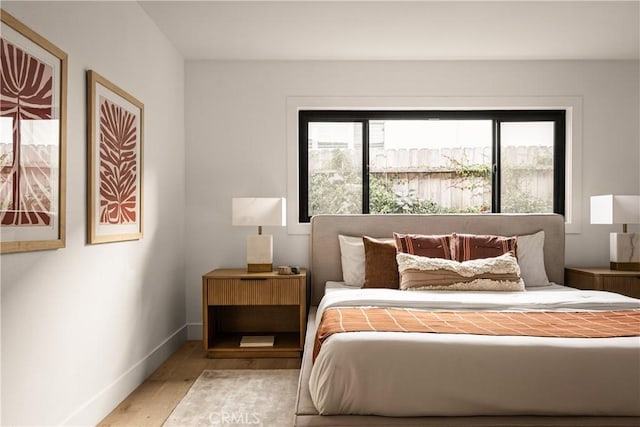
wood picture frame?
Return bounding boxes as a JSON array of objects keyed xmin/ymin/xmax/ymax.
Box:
[
  {"xmin": 87, "ymin": 70, "xmax": 144, "ymax": 244},
  {"xmin": 0, "ymin": 9, "xmax": 68, "ymax": 254}
]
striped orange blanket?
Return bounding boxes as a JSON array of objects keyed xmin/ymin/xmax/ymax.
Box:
[{"xmin": 313, "ymin": 307, "xmax": 640, "ymax": 362}]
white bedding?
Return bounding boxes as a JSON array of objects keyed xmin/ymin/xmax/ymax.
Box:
[{"xmin": 309, "ymin": 287, "xmax": 640, "ymax": 416}]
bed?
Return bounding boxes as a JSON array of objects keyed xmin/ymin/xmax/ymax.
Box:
[{"xmin": 293, "ymin": 214, "xmax": 640, "ymax": 427}]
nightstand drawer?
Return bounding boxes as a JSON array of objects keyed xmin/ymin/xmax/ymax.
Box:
[
  {"xmin": 271, "ymin": 279, "xmax": 302, "ymax": 304},
  {"xmin": 565, "ymin": 267, "xmax": 640, "ymax": 299},
  {"xmin": 208, "ymin": 278, "xmax": 300, "ymax": 305},
  {"xmin": 601, "ymin": 276, "xmax": 640, "ymax": 298}
]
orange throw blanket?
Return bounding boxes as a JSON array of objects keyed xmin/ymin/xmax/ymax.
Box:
[{"xmin": 313, "ymin": 307, "xmax": 640, "ymax": 362}]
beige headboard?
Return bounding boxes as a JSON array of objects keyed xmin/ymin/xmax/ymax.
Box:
[{"xmin": 309, "ymin": 213, "xmax": 565, "ymax": 306}]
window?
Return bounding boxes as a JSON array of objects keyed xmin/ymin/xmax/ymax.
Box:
[{"xmin": 299, "ymin": 110, "xmax": 565, "ymax": 223}]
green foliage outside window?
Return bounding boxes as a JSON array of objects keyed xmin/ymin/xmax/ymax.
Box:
[
  {"xmin": 309, "ymin": 149, "xmax": 361, "ymax": 216},
  {"xmin": 369, "ymin": 174, "xmax": 443, "ymax": 214},
  {"xmin": 309, "ymin": 147, "xmax": 553, "ymax": 216}
]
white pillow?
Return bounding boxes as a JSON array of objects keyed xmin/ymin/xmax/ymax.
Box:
[
  {"xmin": 338, "ymin": 235, "xmax": 366, "ymax": 287},
  {"xmin": 517, "ymin": 230, "xmax": 550, "ymax": 287},
  {"xmin": 338, "ymin": 235, "xmax": 394, "ymax": 287}
]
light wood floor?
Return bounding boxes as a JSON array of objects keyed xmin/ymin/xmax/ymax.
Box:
[{"xmin": 98, "ymin": 340, "xmax": 301, "ymax": 426}]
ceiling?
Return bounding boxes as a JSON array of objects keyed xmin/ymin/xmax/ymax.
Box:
[{"xmin": 139, "ymin": 1, "xmax": 640, "ymax": 61}]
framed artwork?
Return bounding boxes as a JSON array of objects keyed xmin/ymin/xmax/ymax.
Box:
[
  {"xmin": 87, "ymin": 70, "xmax": 144, "ymax": 244},
  {"xmin": 0, "ymin": 10, "xmax": 67, "ymax": 254}
]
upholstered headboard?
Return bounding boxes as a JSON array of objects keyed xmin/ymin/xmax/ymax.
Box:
[{"xmin": 309, "ymin": 213, "xmax": 565, "ymax": 306}]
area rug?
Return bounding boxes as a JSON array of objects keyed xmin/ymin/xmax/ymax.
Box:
[{"xmin": 163, "ymin": 369, "xmax": 300, "ymax": 427}]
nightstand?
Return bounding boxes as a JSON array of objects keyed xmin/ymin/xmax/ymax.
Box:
[
  {"xmin": 564, "ymin": 267, "xmax": 640, "ymax": 299},
  {"xmin": 202, "ymin": 268, "xmax": 307, "ymax": 358}
]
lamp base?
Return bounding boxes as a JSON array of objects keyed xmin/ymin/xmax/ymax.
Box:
[
  {"xmin": 247, "ymin": 263, "xmax": 273, "ymax": 273},
  {"xmin": 610, "ymin": 232, "xmax": 639, "ymax": 268},
  {"xmin": 610, "ymin": 262, "xmax": 640, "ymax": 271},
  {"xmin": 246, "ymin": 234, "xmax": 273, "ymax": 273}
]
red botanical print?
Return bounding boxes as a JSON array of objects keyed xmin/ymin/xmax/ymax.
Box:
[
  {"xmin": 98, "ymin": 96, "xmax": 137, "ymax": 225},
  {"xmin": 0, "ymin": 37, "xmax": 54, "ymax": 226}
]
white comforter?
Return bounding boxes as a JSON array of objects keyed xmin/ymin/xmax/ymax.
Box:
[{"xmin": 309, "ymin": 286, "xmax": 640, "ymax": 416}]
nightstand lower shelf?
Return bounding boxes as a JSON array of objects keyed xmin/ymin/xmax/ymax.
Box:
[{"xmin": 206, "ymin": 333, "xmax": 301, "ymax": 358}]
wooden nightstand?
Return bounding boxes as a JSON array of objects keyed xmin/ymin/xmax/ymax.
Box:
[
  {"xmin": 202, "ymin": 268, "xmax": 307, "ymax": 358},
  {"xmin": 565, "ymin": 267, "xmax": 640, "ymax": 299}
]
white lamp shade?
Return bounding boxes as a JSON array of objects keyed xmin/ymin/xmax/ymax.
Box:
[
  {"xmin": 232, "ymin": 198, "xmax": 286, "ymax": 227},
  {"xmin": 590, "ymin": 195, "xmax": 640, "ymax": 225}
]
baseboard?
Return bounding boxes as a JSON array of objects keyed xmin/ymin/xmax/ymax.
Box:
[
  {"xmin": 60, "ymin": 324, "xmax": 188, "ymax": 426},
  {"xmin": 187, "ymin": 322, "xmax": 203, "ymax": 340}
]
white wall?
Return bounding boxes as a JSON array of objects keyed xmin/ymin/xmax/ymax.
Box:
[
  {"xmin": 1, "ymin": 2, "xmax": 185, "ymax": 425},
  {"xmin": 185, "ymin": 60, "xmax": 639, "ymax": 337}
]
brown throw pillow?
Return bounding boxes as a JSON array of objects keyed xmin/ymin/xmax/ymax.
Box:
[
  {"xmin": 453, "ymin": 233, "xmax": 517, "ymax": 261},
  {"xmin": 363, "ymin": 236, "xmax": 399, "ymax": 289},
  {"xmin": 393, "ymin": 233, "xmax": 453, "ymax": 259}
]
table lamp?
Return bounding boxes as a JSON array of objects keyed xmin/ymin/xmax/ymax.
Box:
[
  {"xmin": 232, "ymin": 197, "xmax": 286, "ymax": 272},
  {"xmin": 590, "ymin": 194, "xmax": 640, "ymax": 271}
]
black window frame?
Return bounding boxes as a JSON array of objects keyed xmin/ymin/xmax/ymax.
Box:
[{"xmin": 299, "ymin": 109, "xmax": 565, "ymax": 223}]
